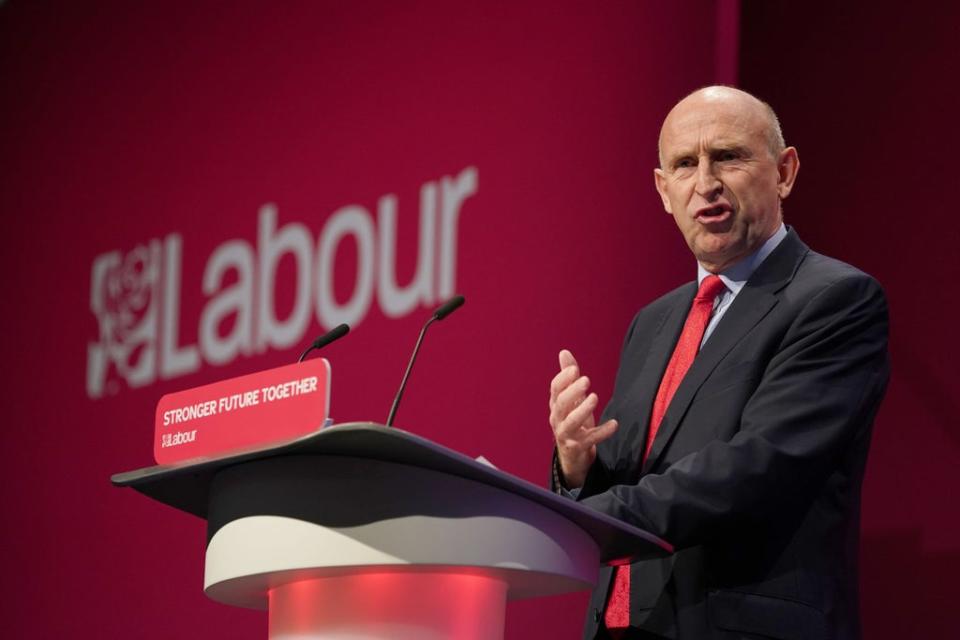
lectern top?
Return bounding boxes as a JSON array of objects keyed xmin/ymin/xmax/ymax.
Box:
[{"xmin": 112, "ymin": 422, "xmax": 673, "ymax": 563}]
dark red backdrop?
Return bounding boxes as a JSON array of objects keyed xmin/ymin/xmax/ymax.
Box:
[
  {"xmin": 0, "ymin": 1, "xmax": 955, "ymax": 638},
  {"xmin": 740, "ymin": 4, "xmax": 960, "ymax": 637}
]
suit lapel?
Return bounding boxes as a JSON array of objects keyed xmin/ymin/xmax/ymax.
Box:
[{"xmin": 641, "ymin": 230, "xmax": 810, "ymax": 473}]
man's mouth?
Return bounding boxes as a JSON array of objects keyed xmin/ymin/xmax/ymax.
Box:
[{"xmin": 695, "ymin": 204, "xmax": 732, "ymax": 224}]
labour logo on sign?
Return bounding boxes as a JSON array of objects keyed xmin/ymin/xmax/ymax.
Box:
[
  {"xmin": 86, "ymin": 166, "xmax": 478, "ymax": 399},
  {"xmin": 87, "ymin": 241, "xmax": 162, "ymax": 398}
]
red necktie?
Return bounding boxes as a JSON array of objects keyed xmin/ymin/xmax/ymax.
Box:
[{"xmin": 604, "ymin": 275, "xmax": 726, "ymax": 635}]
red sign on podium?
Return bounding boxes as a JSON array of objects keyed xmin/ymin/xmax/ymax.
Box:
[{"xmin": 154, "ymin": 359, "xmax": 331, "ymax": 465}]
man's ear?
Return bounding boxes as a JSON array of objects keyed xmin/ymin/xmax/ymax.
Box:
[
  {"xmin": 777, "ymin": 147, "xmax": 800, "ymax": 200},
  {"xmin": 654, "ymin": 168, "xmax": 673, "ymax": 214}
]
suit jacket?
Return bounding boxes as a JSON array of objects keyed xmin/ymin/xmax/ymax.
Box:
[{"xmin": 565, "ymin": 230, "xmax": 889, "ymax": 640}]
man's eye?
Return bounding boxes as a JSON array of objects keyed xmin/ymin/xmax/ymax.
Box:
[
  {"xmin": 675, "ymin": 159, "xmax": 695, "ymax": 169},
  {"xmin": 718, "ymin": 151, "xmax": 739, "ymax": 161}
]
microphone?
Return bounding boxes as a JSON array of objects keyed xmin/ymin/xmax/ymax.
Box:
[
  {"xmin": 298, "ymin": 323, "xmax": 350, "ymax": 362},
  {"xmin": 385, "ymin": 295, "xmax": 465, "ymax": 427},
  {"xmin": 432, "ymin": 294, "xmax": 465, "ymax": 320}
]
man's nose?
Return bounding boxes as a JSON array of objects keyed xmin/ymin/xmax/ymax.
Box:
[{"xmin": 695, "ymin": 161, "xmax": 722, "ymax": 199}]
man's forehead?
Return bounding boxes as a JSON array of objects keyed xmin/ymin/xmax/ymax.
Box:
[
  {"xmin": 661, "ymin": 103, "xmax": 766, "ymax": 152},
  {"xmin": 665, "ymin": 102, "xmax": 751, "ymax": 136}
]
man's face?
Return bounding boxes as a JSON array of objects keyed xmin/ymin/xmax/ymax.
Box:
[{"xmin": 654, "ymin": 91, "xmax": 798, "ymax": 273}]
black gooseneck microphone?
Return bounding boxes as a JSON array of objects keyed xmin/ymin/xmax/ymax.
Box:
[
  {"xmin": 385, "ymin": 295, "xmax": 465, "ymax": 427},
  {"xmin": 298, "ymin": 323, "xmax": 350, "ymax": 362}
]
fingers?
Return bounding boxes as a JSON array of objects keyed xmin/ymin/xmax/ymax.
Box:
[
  {"xmin": 557, "ymin": 391, "xmax": 598, "ymax": 437},
  {"xmin": 549, "ymin": 364, "xmax": 580, "ymax": 407},
  {"xmin": 552, "ymin": 350, "xmax": 582, "ymax": 402},
  {"xmin": 550, "ymin": 374, "xmax": 591, "ymax": 428},
  {"xmin": 549, "ymin": 349, "xmax": 610, "ymax": 448},
  {"xmin": 558, "ymin": 349, "xmax": 578, "ymax": 370},
  {"xmin": 582, "ymin": 418, "xmax": 618, "ymax": 448}
]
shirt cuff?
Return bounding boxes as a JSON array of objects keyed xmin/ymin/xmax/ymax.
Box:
[{"xmin": 551, "ymin": 448, "xmax": 582, "ymax": 499}]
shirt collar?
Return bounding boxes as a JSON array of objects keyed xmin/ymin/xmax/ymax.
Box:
[{"xmin": 697, "ymin": 223, "xmax": 788, "ymax": 295}]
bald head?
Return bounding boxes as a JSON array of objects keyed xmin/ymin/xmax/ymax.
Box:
[
  {"xmin": 658, "ymin": 86, "xmax": 785, "ymax": 168},
  {"xmin": 652, "ymin": 84, "xmax": 799, "ymax": 272}
]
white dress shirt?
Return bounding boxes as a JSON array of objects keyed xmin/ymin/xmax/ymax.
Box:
[{"xmin": 698, "ymin": 223, "xmax": 788, "ymax": 347}]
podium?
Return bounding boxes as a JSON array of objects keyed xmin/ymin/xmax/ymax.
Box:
[{"xmin": 113, "ymin": 422, "xmax": 672, "ymax": 639}]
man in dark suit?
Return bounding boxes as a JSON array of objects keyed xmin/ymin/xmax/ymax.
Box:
[{"xmin": 549, "ymin": 86, "xmax": 889, "ymax": 639}]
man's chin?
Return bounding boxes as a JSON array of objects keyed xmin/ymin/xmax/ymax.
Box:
[{"xmin": 693, "ymin": 241, "xmax": 746, "ymax": 273}]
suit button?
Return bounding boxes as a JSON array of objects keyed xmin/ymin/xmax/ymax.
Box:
[{"xmin": 593, "ymin": 608, "xmax": 601, "ymax": 623}]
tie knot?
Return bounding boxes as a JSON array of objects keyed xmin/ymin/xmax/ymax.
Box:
[{"xmin": 696, "ymin": 275, "xmax": 725, "ymax": 301}]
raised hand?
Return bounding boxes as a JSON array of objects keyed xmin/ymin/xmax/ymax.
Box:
[{"xmin": 548, "ymin": 349, "xmax": 618, "ymax": 488}]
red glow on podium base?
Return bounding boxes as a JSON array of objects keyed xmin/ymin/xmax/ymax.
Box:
[{"xmin": 268, "ymin": 572, "xmax": 508, "ymax": 639}]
